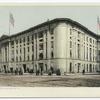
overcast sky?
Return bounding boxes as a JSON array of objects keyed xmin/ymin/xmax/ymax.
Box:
[{"xmin": 0, "ymin": 5, "xmax": 100, "ymax": 36}]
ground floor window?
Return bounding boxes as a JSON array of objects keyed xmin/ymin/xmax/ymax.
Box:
[
  {"xmin": 87, "ymin": 64, "xmax": 88, "ymax": 72},
  {"xmin": 89, "ymin": 64, "xmax": 92, "ymax": 72},
  {"xmin": 69, "ymin": 63, "xmax": 72, "ymax": 73},
  {"xmin": 45, "ymin": 64, "xmax": 48, "ymax": 73},
  {"xmin": 77, "ymin": 63, "xmax": 80, "ymax": 73}
]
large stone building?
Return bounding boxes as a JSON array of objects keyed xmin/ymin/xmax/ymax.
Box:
[{"xmin": 0, "ymin": 18, "xmax": 100, "ymax": 75}]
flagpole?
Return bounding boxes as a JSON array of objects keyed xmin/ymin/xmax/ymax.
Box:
[
  {"xmin": 8, "ymin": 12, "xmax": 11, "ymax": 72},
  {"xmin": 9, "ymin": 15, "xmax": 10, "ymax": 36}
]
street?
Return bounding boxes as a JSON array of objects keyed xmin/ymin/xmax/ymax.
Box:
[{"xmin": 0, "ymin": 74, "xmax": 100, "ymax": 87}]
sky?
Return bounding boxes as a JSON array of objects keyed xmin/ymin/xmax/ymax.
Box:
[{"xmin": 0, "ymin": 5, "xmax": 100, "ymax": 36}]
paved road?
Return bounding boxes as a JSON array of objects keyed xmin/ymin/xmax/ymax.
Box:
[{"xmin": 0, "ymin": 74, "xmax": 100, "ymax": 87}]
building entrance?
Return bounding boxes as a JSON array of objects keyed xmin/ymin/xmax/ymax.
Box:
[
  {"xmin": 77, "ymin": 63, "xmax": 80, "ymax": 73},
  {"xmin": 3, "ymin": 65, "xmax": 6, "ymax": 73},
  {"xmin": 89, "ymin": 64, "xmax": 92, "ymax": 72},
  {"xmin": 23, "ymin": 64, "xmax": 27, "ymax": 73},
  {"xmin": 39, "ymin": 63, "xmax": 44, "ymax": 75}
]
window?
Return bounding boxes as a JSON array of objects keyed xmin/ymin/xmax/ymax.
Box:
[
  {"xmin": 32, "ymin": 35, "xmax": 34, "ymax": 40},
  {"xmin": 20, "ymin": 56, "xmax": 22, "ymax": 61},
  {"xmin": 70, "ymin": 50, "xmax": 72, "ymax": 58},
  {"xmin": 39, "ymin": 39, "xmax": 43, "ymax": 42},
  {"xmin": 24, "ymin": 48, "xmax": 25, "ymax": 61},
  {"xmin": 32, "ymin": 54, "xmax": 34, "ymax": 60},
  {"xmin": 87, "ymin": 37, "xmax": 88, "ymax": 42},
  {"xmin": 45, "ymin": 64, "xmax": 48, "ymax": 72},
  {"xmin": 16, "ymin": 40, "xmax": 18, "ymax": 44},
  {"xmin": 51, "ymin": 41, "xmax": 54, "ymax": 48},
  {"xmin": 28, "ymin": 47, "xmax": 29, "ymax": 52},
  {"xmin": 87, "ymin": 47, "xmax": 88, "ymax": 60},
  {"xmin": 84, "ymin": 46, "xmax": 85, "ymax": 59},
  {"xmin": 11, "ymin": 41, "xmax": 14, "ymax": 45},
  {"xmin": 39, "ymin": 53, "xmax": 43, "ymax": 60},
  {"xmin": 32, "ymin": 41, "xmax": 34, "ymax": 44},
  {"xmin": 87, "ymin": 64, "xmax": 88, "ymax": 72},
  {"xmin": 38, "ymin": 32, "xmax": 43, "ymax": 38},
  {"xmin": 51, "ymin": 36, "xmax": 54, "ymax": 39},
  {"xmin": 27, "ymin": 55, "xmax": 29, "ymax": 61},
  {"xmin": 51, "ymin": 51, "xmax": 54, "ymax": 58},
  {"xmin": 11, "ymin": 58, "xmax": 14, "ymax": 62},
  {"xmin": 77, "ymin": 44, "xmax": 80, "ymax": 59},
  {"xmin": 20, "ymin": 49, "xmax": 22, "ymax": 53},
  {"xmin": 70, "ymin": 41, "xmax": 72, "ymax": 48},
  {"xmin": 70, "ymin": 29, "xmax": 72, "ymax": 35},
  {"xmin": 39, "ymin": 43, "xmax": 43, "ymax": 50},
  {"xmin": 32, "ymin": 46, "xmax": 34, "ymax": 51},
  {"xmin": 50, "ymin": 28, "xmax": 54, "ymax": 35},
  {"xmin": 69, "ymin": 63, "xmax": 72, "ymax": 72},
  {"xmin": 90, "ymin": 48, "xmax": 92, "ymax": 61},
  {"xmin": 46, "ymin": 41, "xmax": 47, "ymax": 59},
  {"xmin": 23, "ymin": 37, "xmax": 25, "ymax": 42},
  {"xmin": 20, "ymin": 38, "xmax": 22, "ymax": 43},
  {"xmin": 16, "ymin": 50, "xmax": 18, "ymax": 54},
  {"xmin": 78, "ymin": 31, "xmax": 80, "ymax": 38},
  {"xmin": 27, "ymin": 36, "xmax": 29, "ymax": 42},
  {"xmin": 16, "ymin": 57, "xmax": 18, "ymax": 62},
  {"xmin": 90, "ymin": 38, "xmax": 92, "ymax": 43},
  {"xmin": 98, "ymin": 50, "xmax": 100, "ymax": 55}
]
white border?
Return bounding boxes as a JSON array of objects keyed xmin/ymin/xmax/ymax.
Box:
[{"xmin": 0, "ymin": 2, "xmax": 99, "ymax": 97}]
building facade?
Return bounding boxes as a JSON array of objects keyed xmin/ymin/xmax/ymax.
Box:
[{"xmin": 0, "ymin": 18, "xmax": 100, "ymax": 75}]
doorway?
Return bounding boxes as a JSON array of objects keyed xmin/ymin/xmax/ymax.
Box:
[
  {"xmin": 77, "ymin": 63, "xmax": 80, "ymax": 73},
  {"xmin": 89, "ymin": 64, "xmax": 92, "ymax": 72},
  {"xmin": 3, "ymin": 65, "xmax": 6, "ymax": 73},
  {"xmin": 23, "ymin": 64, "xmax": 27, "ymax": 73},
  {"xmin": 39, "ymin": 63, "xmax": 44, "ymax": 75}
]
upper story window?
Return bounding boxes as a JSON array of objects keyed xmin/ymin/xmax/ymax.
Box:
[
  {"xmin": 50, "ymin": 28, "xmax": 54, "ymax": 35},
  {"xmin": 90, "ymin": 38, "xmax": 92, "ymax": 43},
  {"xmin": 77, "ymin": 44, "xmax": 80, "ymax": 59},
  {"xmin": 27, "ymin": 36, "xmax": 30, "ymax": 42},
  {"xmin": 23, "ymin": 37, "xmax": 25, "ymax": 42},
  {"xmin": 20, "ymin": 38, "xmax": 22, "ymax": 43},
  {"xmin": 70, "ymin": 29, "xmax": 72, "ymax": 35},
  {"xmin": 51, "ymin": 51, "xmax": 54, "ymax": 58},
  {"xmin": 27, "ymin": 55, "xmax": 30, "ymax": 61},
  {"xmin": 78, "ymin": 31, "xmax": 80, "ymax": 38},
  {"xmin": 16, "ymin": 50, "xmax": 18, "ymax": 54},
  {"xmin": 11, "ymin": 41, "xmax": 14, "ymax": 45},
  {"xmin": 32, "ymin": 46, "xmax": 34, "ymax": 51},
  {"xmin": 93, "ymin": 40, "xmax": 94, "ymax": 44},
  {"xmin": 39, "ymin": 43, "xmax": 43, "ymax": 50},
  {"xmin": 16, "ymin": 40, "xmax": 18, "ymax": 44},
  {"xmin": 28, "ymin": 47, "xmax": 29, "ymax": 52},
  {"xmin": 87, "ymin": 37, "xmax": 88, "ymax": 42},
  {"xmin": 70, "ymin": 49, "xmax": 72, "ymax": 58},
  {"xmin": 70, "ymin": 41, "xmax": 72, "ymax": 48},
  {"xmin": 39, "ymin": 53, "xmax": 43, "ymax": 60},
  {"xmin": 51, "ymin": 41, "xmax": 54, "ymax": 48},
  {"xmin": 32, "ymin": 35, "xmax": 34, "ymax": 40},
  {"xmin": 32, "ymin": 54, "xmax": 34, "ymax": 60},
  {"xmin": 38, "ymin": 32, "xmax": 43, "ymax": 38}
]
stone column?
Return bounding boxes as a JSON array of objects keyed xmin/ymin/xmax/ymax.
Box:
[{"xmin": 8, "ymin": 40, "xmax": 11, "ymax": 69}]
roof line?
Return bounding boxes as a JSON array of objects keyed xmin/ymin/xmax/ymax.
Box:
[{"xmin": 0, "ymin": 18, "xmax": 99, "ymax": 41}]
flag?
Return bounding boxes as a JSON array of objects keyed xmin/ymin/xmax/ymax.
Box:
[
  {"xmin": 97, "ymin": 16, "xmax": 100, "ymax": 30},
  {"xmin": 9, "ymin": 13, "xmax": 14, "ymax": 27}
]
